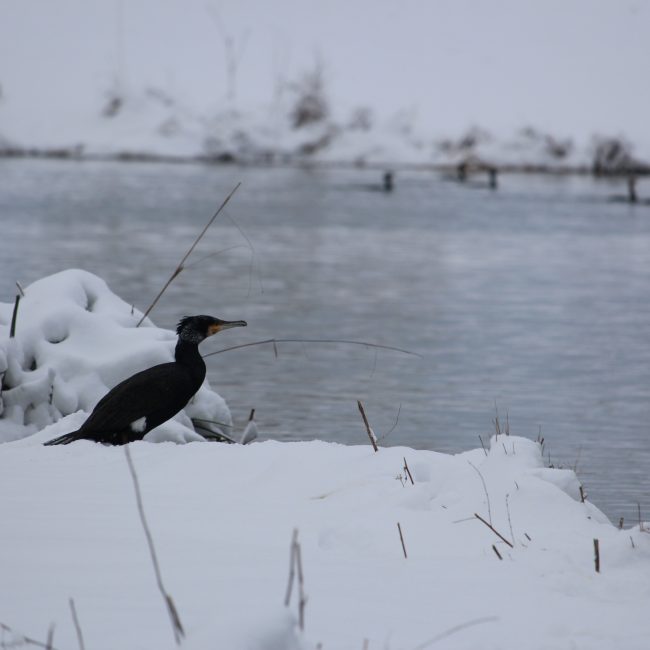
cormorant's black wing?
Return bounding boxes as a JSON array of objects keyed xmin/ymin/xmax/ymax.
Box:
[{"xmin": 82, "ymin": 362, "xmax": 196, "ymax": 434}]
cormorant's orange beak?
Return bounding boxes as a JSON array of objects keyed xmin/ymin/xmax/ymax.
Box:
[{"xmin": 208, "ymin": 320, "xmax": 247, "ymax": 336}]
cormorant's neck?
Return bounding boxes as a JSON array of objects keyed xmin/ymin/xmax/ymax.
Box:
[{"xmin": 174, "ymin": 339, "xmax": 206, "ymax": 381}]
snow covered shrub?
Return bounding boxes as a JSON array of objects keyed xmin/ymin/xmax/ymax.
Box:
[
  {"xmin": 591, "ymin": 135, "xmax": 635, "ymax": 175},
  {"xmin": 0, "ymin": 270, "xmax": 233, "ymax": 443},
  {"xmin": 289, "ymin": 63, "xmax": 329, "ymax": 129},
  {"xmin": 347, "ymin": 106, "xmax": 373, "ymax": 131},
  {"xmin": 102, "ymin": 92, "xmax": 123, "ymax": 118},
  {"xmin": 438, "ymin": 126, "xmax": 492, "ymax": 155}
]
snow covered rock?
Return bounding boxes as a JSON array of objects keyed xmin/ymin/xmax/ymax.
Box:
[{"xmin": 0, "ymin": 269, "xmax": 232, "ymax": 443}]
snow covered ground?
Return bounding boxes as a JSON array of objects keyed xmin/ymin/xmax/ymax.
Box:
[
  {"xmin": 1, "ymin": 1, "xmax": 649, "ymax": 170},
  {"xmin": 1, "ymin": 270, "xmax": 650, "ymax": 649},
  {"xmin": 2, "ymin": 429, "xmax": 649, "ymax": 649}
]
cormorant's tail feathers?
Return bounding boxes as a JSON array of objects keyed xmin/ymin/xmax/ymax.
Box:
[{"xmin": 43, "ymin": 430, "xmax": 84, "ymax": 446}]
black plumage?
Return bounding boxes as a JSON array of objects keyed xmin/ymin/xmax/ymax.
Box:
[{"xmin": 44, "ymin": 315, "xmax": 246, "ymax": 446}]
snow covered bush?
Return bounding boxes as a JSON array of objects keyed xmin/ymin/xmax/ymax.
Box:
[
  {"xmin": 289, "ymin": 63, "xmax": 329, "ymax": 129},
  {"xmin": 0, "ymin": 269, "xmax": 232, "ymax": 443},
  {"xmin": 591, "ymin": 135, "xmax": 636, "ymax": 175}
]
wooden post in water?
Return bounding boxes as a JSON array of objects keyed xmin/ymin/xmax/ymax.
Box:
[
  {"xmin": 488, "ymin": 167, "xmax": 498, "ymax": 190},
  {"xmin": 627, "ymin": 175, "xmax": 637, "ymax": 204},
  {"xmin": 383, "ymin": 171, "xmax": 394, "ymax": 192},
  {"xmin": 457, "ymin": 162, "xmax": 467, "ymax": 182}
]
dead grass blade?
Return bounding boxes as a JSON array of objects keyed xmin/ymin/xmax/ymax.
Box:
[
  {"xmin": 204, "ymin": 338, "xmax": 419, "ymax": 358},
  {"xmin": 136, "ymin": 182, "xmax": 241, "ymax": 326},
  {"xmin": 357, "ymin": 400, "xmax": 378, "ymax": 452},
  {"xmin": 124, "ymin": 445, "xmax": 184, "ymax": 644}
]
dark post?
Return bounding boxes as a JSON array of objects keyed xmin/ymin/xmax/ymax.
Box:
[
  {"xmin": 488, "ymin": 167, "xmax": 498, "ymax": 190},
  {"xmin": 457, "ymin": 162, "xmax": 467, "ymax": 182},
  {"xmin": 383, "ymin": 171, "xmax": 394, "ymax": 192},
  {"xmin": 627, "ymin": 175, "xmax": 637, "ymax": 204}
]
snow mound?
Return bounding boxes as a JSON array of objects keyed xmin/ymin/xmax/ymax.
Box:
[
  {"xmin": 0, "ymin": 434, "xmax": 648, "ymax": 649},
  {"xmin": 0, "ymin": 269, "xmax": 232, "ymax": 442}
]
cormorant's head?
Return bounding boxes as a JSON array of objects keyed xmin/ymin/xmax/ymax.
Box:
[{"xmin": 176, "ymin": 315, "xmax": 247, "ymax": 344}]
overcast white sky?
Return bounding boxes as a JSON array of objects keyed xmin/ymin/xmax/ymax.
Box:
[{"xmin": 1, "ymin": 0, "xmax": 649, "ymax": 142}]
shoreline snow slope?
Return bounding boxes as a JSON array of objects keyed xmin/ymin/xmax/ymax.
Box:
[{"xmin": 1, "ymin": 429, "xmax": 649, "ymax": 649}]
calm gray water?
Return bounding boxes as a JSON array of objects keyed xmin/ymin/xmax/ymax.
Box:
[{"xmin": 1, "ymin": 158, "xmax": 649, "ymax": 523}]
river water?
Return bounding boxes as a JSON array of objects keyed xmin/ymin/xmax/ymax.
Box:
[{"xmin": 1, "ymin": 158, "xmax": 648, "ymax": 523}]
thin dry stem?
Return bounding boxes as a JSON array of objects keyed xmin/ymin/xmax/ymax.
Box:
[
  {"xmin": 468, "ymin": 461, "xmax": 492, "ymax": 525},
  {"xmin": 0, "ymin": 623, "xmax": 60, "ymax": 650},
  {"xmin": 284, "ymin": 528, "xmax": 298, "ymax": 606},
  {"xmin": 492, "ymin": 544, "xmax": 503, "ymax": 560},
  {"xmin": 124, "ymin": 445, "xmax": 184, "ymax": 644},
  {"xmin": 403, "ymin": 457, "xmax": 415, "ymax": 485},
  {"xmin": 473, "ymin": 513, "xmax": 514, "ymax": 548},
  {"xmin": 357, "ymin": 400, "xmax": 378, "ymax": 452},
  {"xmin": 593, "ymin": 538, "xmax": 600, "ymax": 573},
  {"xmin": 397, "ymin": 522, "xmax": 408, "ymax": 558},
  {"xmin": 136, "ymin": 182, "xmax": 241, "ymax": 326},
  {"xmin": 9, "ymin": 294, "xmax": 20, "ymax": 338},
  {"xmin": 412, "ymin": 616, "xmax": 499, "ymax": 649},
  {"xmin": 203, "ymin": 338, "xmax": 419, "ymax": 358},
  {"xmin": 378, "ymin": 403, "xmax": 402, "ymax": 442},
  {"xmin": 505, "ymin": 493, "xmax": 515, "ymax": 545},
  {"xmin": 45, "ymin": 625, "xmax": 54, "ymax": 650},
  {"xmin": 295, "ymin": 539, "xmax": 306, "ymax": 631},
  {"xmin": 284, "ymin": 529, "xmax": 306, "ymax": 630},
  {"xmin": 69, "ymin": 599, "xmax": 85, "ymax": 650}
]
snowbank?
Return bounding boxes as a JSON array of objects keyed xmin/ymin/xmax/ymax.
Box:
[
  {"xmin": 1, "ymin": 431, "xmax": 649, "ymax": 649},
  {"xmin": 0, "ymin": 269, "xmax": 232, "ymax": 443}
]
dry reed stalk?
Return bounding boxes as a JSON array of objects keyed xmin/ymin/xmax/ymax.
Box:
[
  {"xmin": 378, "ymin": 403, "xmax": 402, "ymax": 442},
  {"xmin": 403, "ymin": 457, "xmax": 414, "ymax": 485},
  {"xmin": 593, "ymin": 538, "xmax": 600, "ymax": 573},
  {"xmin": 357, "ymin": 400, "xmax": 378, "ymax": 452},
  {"xmin": 505, "ymin": 493, "xmax": 515, "ymax": 545},
  {"xmin": 295, "ymin": 539, "xmax": 306, "ymax": 631},
  {"xmin": 204, "ymin": 338, "xmax": 418, "ymax": 358},
  {"xmin": 124, "ymin": 445, "xmax": 184, "ymax": 644},
  {"xmin": 9, "ymin": 295, "xmax": 20, "ymax": 338},
  {"xmin": 473, "ymin": 513, "xmax": 514, "ymax": 548},
  {"xmin": 413, "ymin": 616, "xmax": 499, "ymax": 649},
  {"xmin": 397, "ymin": 522, "xmax": 408, "ymax": 558},
  {"xmin": 284, "ymin": 528, "xmax": 299, "ymax": 607},
  {"xmin": 492, "ymin": 544, "xmax": 503, "ymax": 560},
  {"xmin": 0, "ymin": 622, "xmax": 60, "ymax": 650},
  {"xmin": 468, "ymin": 461, "xmax": 492, "ymax": 525},
  {"xmin": 69, "ymin": 599, "xmax": 85, "ymax": 650},
  {"xmin": 136, "ymin": 182, "xmax": 241, "ymax": 327},
  {"xmin": 284, "ymin": 529, "xmax": 307, "ymax": 630},
  {"xmin": 45, "ymin": 626, "xmax": 54, "ymax": 650}
]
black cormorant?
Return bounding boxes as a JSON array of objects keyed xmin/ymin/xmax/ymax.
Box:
[{"xmin": 44, "ymin": 315, "xmax": 247, "ymax": 445}]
